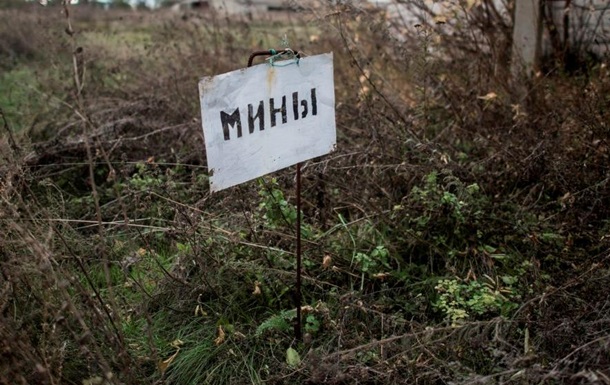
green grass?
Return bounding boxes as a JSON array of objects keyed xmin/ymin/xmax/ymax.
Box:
[
  {"xmin": 2, "ymin": 4, "xmax": 610, "ymax": 385},
  {"xmin": 81, "ymin": 30, "xmax": 153, "ymax": 60},
  {"xmin": 0, "ymin": 67, "xmax": 45, "ymax": 132},
  {"xmin": 166, "ymin": 323, "xmax": 278, "ymax": 385}
]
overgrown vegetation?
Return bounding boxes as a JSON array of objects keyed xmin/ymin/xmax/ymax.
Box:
[{"xmin": 1, "ymin": 1, "xmax": 609, "ymax": 384}]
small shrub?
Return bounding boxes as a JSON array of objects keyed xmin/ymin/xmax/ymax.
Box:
[{"xmin": 434, "ymin": 277, "xmax": 517, "ymax": 325}]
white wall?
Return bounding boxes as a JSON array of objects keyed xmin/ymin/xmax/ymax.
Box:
[
  {"xmin": 544, "ymin": 0, "xmax": 610, "ymax": 55},
  {"xmin": 379, "ymin": 0, "xmax": 608, "ymax": 57}
]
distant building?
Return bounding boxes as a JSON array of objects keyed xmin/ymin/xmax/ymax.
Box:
[
  {"xmin": 169, "ymin": 0, "xmax": 210, "ymax": 11},
  {"xmin": 77, "ymin": 0, "xmax": 133, "ymax": 10},
  {"xmin": 90, "ymin": 0, "xmax": 118, "ymax": 10},
  {"xmin": 168, "ymin": 0, "xmax": 301, "ymax": 14},
  {"xmin": 375, "ymin": 0, "xmax": 609, "ymax": 58}
]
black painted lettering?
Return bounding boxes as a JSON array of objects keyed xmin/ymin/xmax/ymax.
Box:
[
  {"xmin": 301, "ymin": 99, "xmax": 308, "ymax": 119},
  {"xmin": 221, "ymin": 88, "xmax": 319, "ymax": 140},
  {"xmin": 220, "ymin": 108, "xmax": 242, "ymax": 141},
  {"xmin": 292, "ymin": 92, "xmax": 299, "ymax": 121},
  {"xmin": 248, "ymin": 101, "xmax": 265, "ymax": 133},
  {"xmin": 270, "ymin": 96, "xmax": 287, "ymax": 127}
]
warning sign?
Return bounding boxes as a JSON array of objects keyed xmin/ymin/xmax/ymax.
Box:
[{"xmin": 199, "ymin": 53, "xmax": 336, "ymax": 192}]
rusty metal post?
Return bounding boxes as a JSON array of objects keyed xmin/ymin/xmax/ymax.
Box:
[
  {"xmin": 295, "ymin": 162, "xmax": 302, "ymax": 341},
  {"xmin": 248, "ymin": 49, "xmax": 299, "ymax": 68},
  {"xmin": 248, "ymin": 50, "xmax": 303, "ymax": 341}
]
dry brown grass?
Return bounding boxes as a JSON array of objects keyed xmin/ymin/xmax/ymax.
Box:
[{"xmin": 1, "ymin": 2, "xmax": 609, "ymax": 384}]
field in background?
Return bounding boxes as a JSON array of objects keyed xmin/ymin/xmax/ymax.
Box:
[{"xmin": 1, "ymin": 2, "xmax": 610, "ymax": 384}]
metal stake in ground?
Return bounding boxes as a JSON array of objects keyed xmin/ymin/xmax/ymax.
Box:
[
  {"xmin": 247, "ymin": 49, "xmax": 303, "ymax": 341},
  {"xmin": 295, "ymin": 162, "xmax": 302, "ymax": 341}
]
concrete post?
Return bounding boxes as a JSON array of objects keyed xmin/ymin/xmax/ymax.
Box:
[{"xmin": 512, "ymin": 0, "xmax": 543, "ymax": 77}]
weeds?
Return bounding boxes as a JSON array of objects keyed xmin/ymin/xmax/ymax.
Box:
[{"xmin": 1, "ymin": 1, "xmax": 609, "ymax": 384}]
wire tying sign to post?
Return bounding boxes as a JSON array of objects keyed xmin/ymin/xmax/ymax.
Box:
[{"xmin": 199, "ymin": 52, "xmax": 336, "ymax": 192}]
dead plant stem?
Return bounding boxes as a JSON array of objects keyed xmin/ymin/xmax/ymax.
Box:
[{"xmin": 0, "ymin": 108, "xmax": 20, "ymax": 153}]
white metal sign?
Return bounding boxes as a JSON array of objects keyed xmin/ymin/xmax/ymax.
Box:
[{"xmin": 199, "ymin": 53, "xmax": 336, "ymax": 192}]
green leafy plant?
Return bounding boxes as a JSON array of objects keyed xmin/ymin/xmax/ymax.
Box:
[
  {"xmin": 409, "ymin": 171, "xmax": 484, "ymax": 230},
  {"xmin": 285, "ymin": 347, "xmax": 301, "ymax": 368},
  {"xmin": 258, "ymin": 178, "xmax": 297, "ymax": 229},
  {"xmin": 403, "ymin": 170, "xmax": 496, "ymax": 274},
  {"xmin": 255, "ymin": 310, "xmax": 295, "ymax": 337},
  {"xmin": 304, "ymin": 314, "xmax": 321, "ymax": 334},
  {"xmin": 352, "ymin": 245, "xmax": 391, "ymax": 290},
  {"xmin": 2, "ymin": 2, "xmax": 609, "ymax": 384},
  {"xmin": 433, "ymin": 277, "xmax": 517, "ymax": 325}
]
